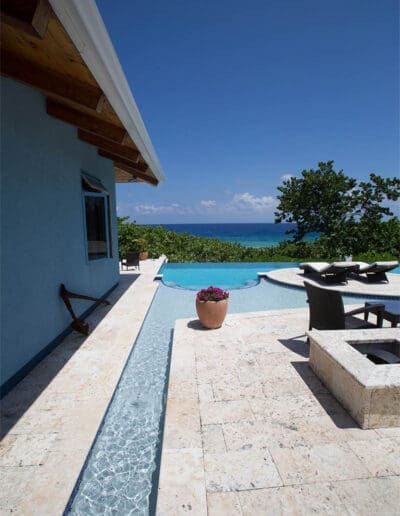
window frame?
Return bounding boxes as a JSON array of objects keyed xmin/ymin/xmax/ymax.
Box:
[{"xmin": 82, "ymin": 190, "xmax": 112, "ymax": 263}]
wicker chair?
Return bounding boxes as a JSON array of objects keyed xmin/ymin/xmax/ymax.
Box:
[
  {"xmin": 304, "ymin": 281, "xmax": 384, "ymax": 331},
  {"xmin": 121, "ymin": 251, "xmax": 140, "ymax": 270}
]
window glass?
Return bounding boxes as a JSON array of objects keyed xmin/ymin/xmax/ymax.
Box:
[{"xmin": 85, "ymin": 195, "xmax": 108, "ymax": 260}]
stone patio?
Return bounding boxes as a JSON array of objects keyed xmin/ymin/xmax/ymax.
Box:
[
  {"xmin": 0, "ymin": 257, "xmax": 164, "ymax": 515},
  {"xmin": 1, "ymin": 262, "xmax": 399, "ymax": 515},
  {"xmin": 157, "ymin": 308, "xmax": 400, "ymax": 515}
]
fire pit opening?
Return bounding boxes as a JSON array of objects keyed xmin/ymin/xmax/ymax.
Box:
[{"xmin": 347, "ymin": 339, "xmax": 400, "ymax": 365}]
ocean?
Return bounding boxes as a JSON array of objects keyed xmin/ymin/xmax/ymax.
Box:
[{"xmin": 152, "ymin": 223, "xmax": 309, "ymax": 248}]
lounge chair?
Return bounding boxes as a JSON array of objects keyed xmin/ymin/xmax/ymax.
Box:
[
  {"xmin": 299, "ymin": 261, "xmax": 359, "ymax": 284},
  {"xmin": 350, "ymin": 261, "xmax": 399, "ymax": 283},
  {"xmin": 304, "ymin": 281, "xmax": 384, "ymax": 331}
]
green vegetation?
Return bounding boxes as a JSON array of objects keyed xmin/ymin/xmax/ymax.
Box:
[
  {"xmin": 117, "ymin": 218, "xmax": 399, "ymax": 263},
  {"xmin": 118, "ymin": 161, "xmax": 399, "ymax": 263},
  {"xmin": 275, "ymin": 161, "xmax": 400, "ymax": 257}
]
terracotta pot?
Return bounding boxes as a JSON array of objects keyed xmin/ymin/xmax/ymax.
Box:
[
  {"xmin": 139, "ymin": 251, "xmax": 148, "ymax": 260},
  {"xmin": 196, "ymin": 299, "xmax": 228, "ymax": 329}
]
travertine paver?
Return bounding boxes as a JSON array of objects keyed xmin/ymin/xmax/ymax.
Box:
[
  {"xmin": 347, "ymin": 438, "xmax": 400, "ymax": 476},
  {"xmin": 157, "ymin": 307, "xmax": 400, "ymax": 515},
  {"xmin": 204, "ymin": 448, "xmax": 282, "ymax": 492},
  {"xmin": 162, "ymin": 399, "xmax": 202, "ymax": 449},
  {"xmin": 0, "ymin": 257, "xmax": 164, "ymax": 515},
  {"xmin": 156, "ymin": 448, "xmax": 207, "ymax": 516},
  {"xmin": 269, "ymin": 442, "xmax": 370, "ymax": 484},
  {"xmin": 238, "ymin": 483, "xmax": 348, "ymax": 515}
]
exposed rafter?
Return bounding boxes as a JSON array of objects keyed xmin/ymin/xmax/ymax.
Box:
[
  {"xmin": 1, "ymin": 0, "xmax": 51, "ymax": 38},
  {"xmin": 78, "ymin": 130, "xmax": 140, "ymax": 162},
  {"xmin": 47, "ymin": 99, "xmax": 126, "ymax": 142},
  {"xmin": 98, "ymin": 150, "xmax": 148, "ymax": 172},
  {"xmin": 1, "ymin": 51, "xmax": 105, "ymax": 111},
  {"xmin": 114, "ymin": 163, "xmax": 158, "ymax": 186},
  {"xmin": 1, "ymin": 0, "xmax": 163, "ymax": 185}
]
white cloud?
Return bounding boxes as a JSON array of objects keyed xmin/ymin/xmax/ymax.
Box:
[
  {"xmin": 200, "ymin": 200, "xmax": 217, "ymax": 207},
  {"xmin": 281, "ymin": 174, "xmax": 294, "ymax": 182},
  {"xmin": 117, "ymin": 193, "xmax": 278, "ymax": 222},
  {"xmin": 133, "ymin": 203, "xmax": 190, "ymax": 215},
  {"xmin": 228, "ymin": 192, "xmax": 276, "ymax": 212}
]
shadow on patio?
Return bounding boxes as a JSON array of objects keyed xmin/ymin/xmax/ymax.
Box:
[{"xmin": 1, "ymin": 273, "xmax": 140, "ymax": 439}]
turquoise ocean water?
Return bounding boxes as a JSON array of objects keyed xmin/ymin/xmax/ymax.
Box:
[{"xmin": 155, "ymin": 223, "xmax": 314, "ymax": 248}]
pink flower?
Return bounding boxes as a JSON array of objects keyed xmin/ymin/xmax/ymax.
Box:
[{"xmin": 196, "ymin": 286, "xmax": 229, "ymax": 302}]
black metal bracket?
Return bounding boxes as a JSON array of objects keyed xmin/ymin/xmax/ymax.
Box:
[{"xmin": 60, "ymin": 283, "xmax": 110, "ymax": 335}]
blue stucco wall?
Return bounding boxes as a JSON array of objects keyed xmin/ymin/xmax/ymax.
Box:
[{"xmin": 0, "ymin": 77, "xmax": 120, "ymax": 387}]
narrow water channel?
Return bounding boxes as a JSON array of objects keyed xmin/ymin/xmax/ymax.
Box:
[{"xmin": 68, "ymin": 278, "xmax": 356, "ymax": 514}]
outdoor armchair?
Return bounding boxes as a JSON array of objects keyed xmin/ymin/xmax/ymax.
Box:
[
  {"xmin": 304, "ymin": 281, "xmax": 384, "ymax": 331},
  {"xmin": 121, "ymin": 250, "xmax": 140, "ymax": 270}
]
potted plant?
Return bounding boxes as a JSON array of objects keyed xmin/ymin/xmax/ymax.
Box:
[
  {"xmin": 133, "ymin": 238, "xmax": 148, "ymax": 260},
  {"xmin": 196, "ymin": 286, "xmax": 229, "ymax": 329}
]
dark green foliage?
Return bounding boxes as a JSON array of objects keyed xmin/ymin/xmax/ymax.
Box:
[
  {"xmin": 275, "ymin": 161, "xmax": 400, "ymax": 256},
  {"xmin": 117, "ymin": 216, "xmax": 146, "ymax": 257},
  {"xmin": 275, "ymin": 161, "xmax": 356, "ymax": 241},
  {"xmin": 117, "ymin": 217, "xmax": 399, "ymax": 263}
]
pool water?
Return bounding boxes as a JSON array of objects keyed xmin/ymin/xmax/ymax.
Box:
[
  {"xmin": 67, "ymin": 266, "xmax": 385, "ymax": 515},
  {"xmin": 68, "ymin": 278, "xmax": 311, "ymax": 514},
  {"xmin": 161, "ymin": 262, "xmax": 400, "ymax": 290},
  {"xmin": 160, "ymin": 261, "xmax": 298, "ymax": 289}
]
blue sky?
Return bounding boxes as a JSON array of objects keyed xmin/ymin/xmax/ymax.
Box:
[{"xmin": 96, "ymin": 0, "xmax": 399, "ymax": 224}]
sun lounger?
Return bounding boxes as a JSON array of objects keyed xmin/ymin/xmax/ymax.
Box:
[
  {"xmin": 299, "ymin": 261, "xmax": 359, "ymax": 284},
  {"xmin": 350, "ymin": 261, "xmax": 399, "ymax": 283}
]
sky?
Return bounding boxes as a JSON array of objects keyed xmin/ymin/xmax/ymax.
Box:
[{"xmin": 96, "ymin": 0, "xmax": 399, "ymax": 224}]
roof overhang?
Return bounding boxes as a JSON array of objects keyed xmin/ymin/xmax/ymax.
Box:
[{"xmin": 0, "ymin": 0, "xmax": 164, "ymax": 186}]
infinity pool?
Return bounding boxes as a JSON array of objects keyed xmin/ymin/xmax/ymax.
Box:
[
  {"xmin": 160, "ymin": 262, "xmax": 400, "ymax": 290},
  {"xmin": 160, "ymin": 262, "xmax": 298, "ymax": 289}
]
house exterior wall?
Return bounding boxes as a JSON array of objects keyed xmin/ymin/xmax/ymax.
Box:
[{"xmin": 0, "ymin": 77, "xmax": 119, "ymax": 389}]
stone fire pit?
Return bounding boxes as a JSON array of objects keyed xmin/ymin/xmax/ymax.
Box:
[{"xmin": 308, "ymin": 328, "xmax": 400, "ymax": 429}]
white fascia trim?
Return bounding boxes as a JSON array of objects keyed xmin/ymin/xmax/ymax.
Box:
[{"xmin": 48, "ymin": 0, "xmax": 165, "ymax": 181}]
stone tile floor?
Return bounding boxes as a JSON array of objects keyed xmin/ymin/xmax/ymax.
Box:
[
  {"xmin": 157, "ymin": 308, "xmax": 400, "ymax": 515},
  {"xmin": 0, "ymin": 258, "xmax": 164, "ymax": 515}
]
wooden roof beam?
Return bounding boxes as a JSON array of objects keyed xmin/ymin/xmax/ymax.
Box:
[
  {"xmin": 114, "ymin": 163, "xmax": 159, "ymax": 186},
  {"xmin": 2, "ymin": 51, "xmax": 105, "ymax": 112},
  {"xmin": 98, "ymin": 150, "xmax": 148, "ymax": 172},
  {"xmin": 78, "ymin": 130, "xmax": 140, "ymax": 162},
  {"xmin": 120, "ymin": 133, "xmax": 140, "ymax": 162},
  {"xmin": 46, "ymin": 99, "xmax": 126, "ymax": 143},
  {"xmin": 1, "ymin": 0, "xmax": 51, "ymax": 38}
]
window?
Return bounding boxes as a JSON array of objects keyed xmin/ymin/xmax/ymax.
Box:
[{"xmin": 82, "ymin": 174, "xmax": 112, "ymax": 261}]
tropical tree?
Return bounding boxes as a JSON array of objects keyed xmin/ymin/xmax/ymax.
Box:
[
  {"xmin": 274, "ymin": 161, "xmax": 400, "ymax": 255},
  {"xmin": 275, "ymin": 162, "xmax": 356, "ymax": 241}
]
